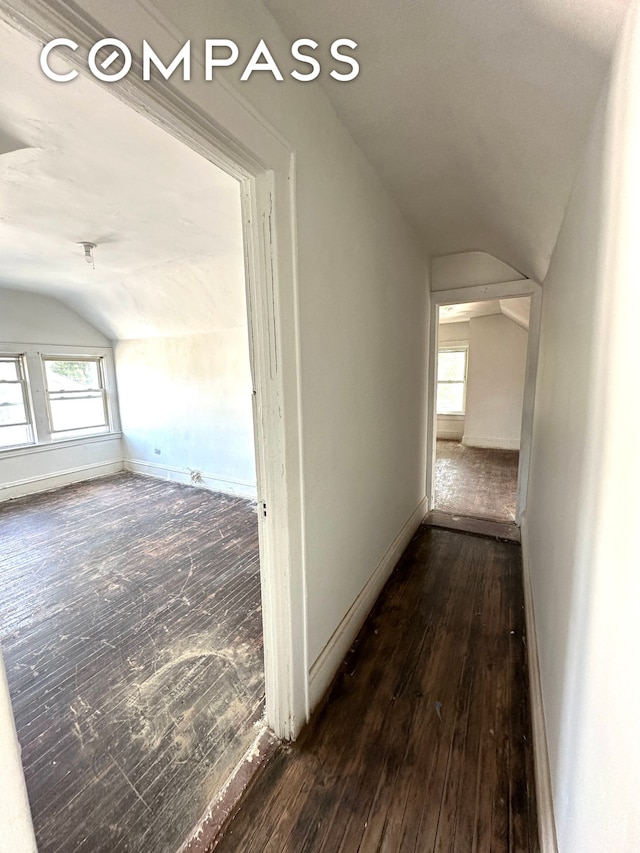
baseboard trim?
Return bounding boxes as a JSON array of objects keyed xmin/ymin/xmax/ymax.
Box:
[
  {"xmin": 178, "ymin": 724, "xmax": 277, "ymax": 853},
  {"xmin": 308, "ymin": 496, "xmax": 428, "ymax": 712},
  {"xmin": 0, "ymin": 460, "xmax": 124, "ymax": 502},
  {"xmin": 462, "ymin": 435, "xmax": 521, "ymax": 450},
  {"xmin": 520, "ymin": 515, "xmax": 559, "ymax": 853},
  {"xmin": 123, "ymin": 459, "xmax": 257, "ymax": 499}
]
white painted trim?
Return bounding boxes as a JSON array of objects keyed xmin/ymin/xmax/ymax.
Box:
[
  {"xmin": 0, "ymin": 0, "xmax": 308, "ymax": 742},
  {"xmin": 434, "ymin": 279, "xmax": 536, "ymax": 305},
  {"xmin": 308, "ymin": 497, "xmax": 428, "ymax": 712},
  {"xmin": 0, "ymin": 656, "xmax": 38, "ymax": 853},
  {"xmin": 426, "ymin": 279, "xmax": 542, "ymax": 524},
  {"xmin": 461, "ymin": 436, "xmax": 521, "ymax": 450},
  {"xmin": 123, "ymin": 459, "xmax": 257, "ymax": 499},
  {"xmin": 520, "ymin": 515, "xmax": 559, "ymax": 853},
  {"xmin": 0, "ymin": 460, "xmax": 124, "ymax": 502},
  {"xmin": 0, "ymin": 431, "xmax": 122, "ymax": 460}
]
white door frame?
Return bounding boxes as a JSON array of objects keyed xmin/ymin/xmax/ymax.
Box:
[
  {"xmin": 426, "ymin": 280, "xmax": 542, "ymax": 523},
  {"xmin": 1, "ymin": 0, "xmax": 308, "ymax": 741}
]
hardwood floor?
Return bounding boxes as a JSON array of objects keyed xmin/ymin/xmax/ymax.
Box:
[
  {"xmin": 215, "ymin": 526, "xmax": 538, "ymax": 853},
  {"xmin": 424, "ymin": 510, "xmax": 521, "ymax": 543},
  {"xmin": 0, "ymin": 473, "xmax": 264, "ymax": 853},
  {"xmin": 435, "ymin": 440, "xmax": 520, "ymax": 522}
]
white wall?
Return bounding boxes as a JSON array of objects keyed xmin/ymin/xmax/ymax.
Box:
[
  {"xmin": 1, "ymin": 288, "xmax": 109, "ymax": 347},
  {"xmin": 437, "ymin": 321, "xmax": 468, "ymax": 440},
  {"xmin": 0, "ymin": 655, "xmax": 37, "ymax": 853},
  {"xmin": 65, "ymin": 0, "xmax": 430, "ymax": 689},
  {"xmin": 3, "ymin": 0, "xmax": 428, "ymax": 775},
  {"xmin": 0, "ymin": 288, "xmax": 123, "ymax": 499},
  {"xmin": 463, "ymin": 314, "xmax": 528, "ymax": 450},
  {"xmin": 431, "ymin": 252, "xmax": 525, "ymax": 291},
  {"xmin": 526, "ymin": 3, "xmax": 640, "ymax": 850},
  {"xmin": 116, "ymin": 330, "xmax": 256, "ymax": 497}
]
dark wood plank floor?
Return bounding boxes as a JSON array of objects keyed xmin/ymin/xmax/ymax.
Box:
[
  {"xmin": 0, "ymin": 473, "xmax": 264, "ymax": 853},
  {"xmin": 215, "ymin": 526, "xmax": 538, "ymax": 853},
  {"xmin": 435, "ymin": 440, "xmax": 520, "ymax": 522}
]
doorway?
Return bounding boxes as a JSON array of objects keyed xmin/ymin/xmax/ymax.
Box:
[
  {"xmin": 426, "ymin": 282, "xmax": 541, "ymax": 528},
  {"xmin": 0, "ymin": 16, "xmax": 263, "ymax": 852},
  {"xmin": 434, "ymin": 297, "xmax": 530, "ymax": 522},
  {"xmin": 0, "ymin": 5, "xmax": 307, "ymax": 852}
]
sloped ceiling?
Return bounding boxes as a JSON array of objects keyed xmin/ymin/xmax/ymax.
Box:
[
  {"xmin": 440, "ymin": 296, "xmax": 531, "ymax": 329},
  {"xmin": 0, "ymin": 19, "xmax": 246, "ymax": 342},
  {"xmin": 265, "ymin": 0, "xmax": 630, "ymax": 282}
]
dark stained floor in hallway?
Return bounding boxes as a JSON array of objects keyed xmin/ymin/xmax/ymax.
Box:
[
  {"xmin": 215, "ymin": 525, "xmax": 538, "ymax": 852},
  {"xmin": 0, "ymin": 473, "xmax": 264, "ymax": 853},
  {"xmin": 435, "ymin": 440, "xmax": 520, "ymax": 522}
]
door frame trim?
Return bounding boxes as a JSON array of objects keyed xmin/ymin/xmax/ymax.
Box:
[
  {"xmin": 426, "ymin": 279, "xmax": 542, "ymax": 522},
  {"xmin": 0, "ymin": 0, "xmax": 309, "ymax": 813}
]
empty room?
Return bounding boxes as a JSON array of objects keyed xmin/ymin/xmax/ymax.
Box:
[
  {"xmin": 0, "ymin": 18, "xmax": 265, "ymax": 852},
  {"xmin": 434, "ymin": 297, "xmax": 531, "ymax": 525}
]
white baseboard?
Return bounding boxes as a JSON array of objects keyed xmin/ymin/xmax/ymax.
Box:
[
  {"xmin": 123, "ymin": 458, "xmax": 257, "ymax": 500},
  {"xmin": 308, "ymin": 496, "xmax": 428, "ymax": 712},
  {"xmin": 0, "ymin": 460, "xmax": 124, "ymax": 502},
  {"xmin": 436, "ymin": 430, "xmax": 464, "ymax": 441},
  {"xmin": 462, "ymin": 435, "xmax": 521, "ymax": 450},
  {"xmin": 520, "ymin": 515, "xmax": 559, "ymax": 853}
]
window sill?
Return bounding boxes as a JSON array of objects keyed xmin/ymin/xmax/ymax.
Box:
[{"xmin": 0, "ymin": 432, "xmax": 122, "ymax": 460}]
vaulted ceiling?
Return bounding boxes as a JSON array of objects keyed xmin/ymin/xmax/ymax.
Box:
[
  {"xmin": 0, "ymin": 2, "xmax": 631, "ymax": 343},
  {"xmin": 0, "ymin": 18, "xmax": 247, "ymax": 341},
  {"xmin": 266, "ymin": 0, "xmax": 630, "ymax": 282}
]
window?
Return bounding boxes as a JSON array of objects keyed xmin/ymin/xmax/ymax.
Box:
[
  {"xmin": 0, "ymin": 355, "xmax": 34, "ymax": 449},
  {"xmin": 43, "ymin": 357, "xmax": 109, "ymax": 438},
  {"xmin": 436, "ymin": 346, "xmax": 468, "ymax": 415}
]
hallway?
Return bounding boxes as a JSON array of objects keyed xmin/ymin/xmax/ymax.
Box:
[{"xmin": 215, "ymin": 526, "xmax": 538, "ymax": 852}]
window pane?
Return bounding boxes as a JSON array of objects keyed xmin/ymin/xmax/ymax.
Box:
[
  {"xmin": 0, "ymin": 424, "xmax": 32, "ymax": 448},
  {"xmin": 437, "ymin": 382, "xmax": 464, "ymax": 414},
  {"xmin": 45, "ymin": 360, "xmax": 101, "ymax": 391},
  {"xmin": 437, "ymin": 350, "xmax": 466, "ymax": 382},
  {"xmin": 0, "ymin": 383, "xmax": 27, "ymax": 425},
  {"xmin": 49, "ymin": 393, "xmax": 106, "ymax": 432},
  {"xmin": 0, "ymin": 359, "xmax": 19, "ymax": 381}
]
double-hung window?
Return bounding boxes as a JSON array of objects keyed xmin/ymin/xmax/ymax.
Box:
[
  {"xmin": 436, "ymin": 346, "xmax": 468, "ymax": 415},
  {"xmin": 42, "ymin": 357, "xmax": 109, "ymax": 439},
  {"xmin": 0, "ymin": 355, "xmax": 34, "ymax": 449}
]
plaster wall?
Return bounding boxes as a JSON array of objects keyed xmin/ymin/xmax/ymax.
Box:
[
  {"xmin": 526, "ymin": 3, "xmax": 640, "ymax": 849},
  {"xmin": 1, "ymin": 288, "xmax": 109, "ymax": 347},
  {"xmin": 116, "ymin": 331, "xmax": 256, "ymax": 497},
  {"xmin": 431, "ymin": 252, "xmax": 525, "ymax": 291},
  {"xmin": 68, "ymin": 0, "xmax": 431, "ymax": 674},
  {"xmin": 0, "ymin": 289, "xmax": 123, "ymax": 499},
  {"xmin": 0, "ymin": 655, "xmax": 37, "ymax": 853},
  {"xmin": 463, "ymin": 314, "xmax": 528, "ymax": 450}
]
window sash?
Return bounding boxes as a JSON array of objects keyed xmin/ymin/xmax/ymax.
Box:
[
  {"xmin": 436, "ymin": 346, "xmax": 468, "ymax": 415},
  {"xmin": 0, "ymin": 355, "xmax": 34, "ymax": 446},
  {"xmin": 42, "ymin": 357, "xmax": 109, "ymax": 435}
]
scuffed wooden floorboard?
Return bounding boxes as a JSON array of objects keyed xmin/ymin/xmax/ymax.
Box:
[
  {"xmin": 0, "ymin": 473, "xmax": 264, "ymax": 853},
  {"xmin": 435, "ymin": 440, "xmax": 520, "ymax": 522},
  {"xmin": 214, "ymin": 527, "xmax": 538, "ymax": 853}
]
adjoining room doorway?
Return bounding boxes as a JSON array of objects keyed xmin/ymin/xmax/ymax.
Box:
[
  {"xmin": 0, "ymin": 7, "xmax": 306, "ymax": 851},
  {"xmin": 434, "ymin": 297, "xmax": 530, "ymax": 523},
  {"xmin": 426, "ymin": 282, "xmax": 542, "ymax": 530}
]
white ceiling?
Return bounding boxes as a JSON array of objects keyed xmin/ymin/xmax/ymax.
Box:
[
  {"xmin": 0, "ymin": 19, "xmax": 246, "ymax": 341},
  {"xmin": 265, "ymin": 0, "xmax": 630, "ymax": 281},
  {"xmin": 440, "ymin": 296, "xmax": 531, "ymax": 329}
]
